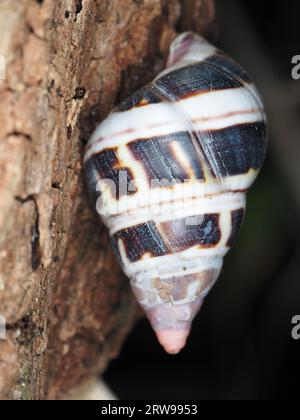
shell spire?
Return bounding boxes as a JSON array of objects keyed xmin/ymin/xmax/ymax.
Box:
[{"xmin": 84, "ymin": 32, "xmax": 267, "ymax": 354}]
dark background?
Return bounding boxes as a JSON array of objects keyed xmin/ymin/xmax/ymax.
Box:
[{"xmin": 104, "ymin": 0, "xmax": 300, "ymax": 400}]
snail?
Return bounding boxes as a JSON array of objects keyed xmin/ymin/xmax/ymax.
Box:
[{"xmin": 84, "ymin": 32, "xmax": 267, "ymax": 354}]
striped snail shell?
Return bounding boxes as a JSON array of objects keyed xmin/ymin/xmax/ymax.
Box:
[{"xmin": 84, "ymin": 32, "xmax": 267, "ymax": 354}]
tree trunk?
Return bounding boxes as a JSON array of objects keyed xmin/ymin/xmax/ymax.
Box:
[{"xmin": 0, "ymin": 0, "xmax": 215, "ymax": 400}]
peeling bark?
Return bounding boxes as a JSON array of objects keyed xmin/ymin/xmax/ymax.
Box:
[{"xmin": 0, "ymin": 0, "xmax": 215, "ymax": 400}]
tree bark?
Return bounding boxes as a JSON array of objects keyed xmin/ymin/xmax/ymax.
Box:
[{"xmin": 0, "ymin": 0, "xmax": 215, "ymax": 400}]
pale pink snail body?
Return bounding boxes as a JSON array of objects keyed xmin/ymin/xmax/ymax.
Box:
[{"xmin": 84, "ymin": 33, "xmax": 267, "ymax": 354}]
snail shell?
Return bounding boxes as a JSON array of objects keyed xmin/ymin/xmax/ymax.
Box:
[{"xmin": 84, "ymin": 32, "xmax": 267, "ymax": 354}]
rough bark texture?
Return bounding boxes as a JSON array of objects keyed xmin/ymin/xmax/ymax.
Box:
[{"xmin": 0, "ymin": 0, "xmax": 215, "ymax": 400}]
